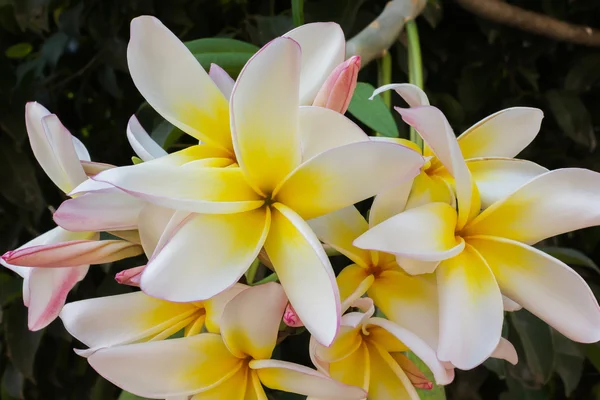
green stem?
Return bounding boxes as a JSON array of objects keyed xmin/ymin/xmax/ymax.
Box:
[
  {"xmin": 252, "ymin": 273, "xmax": 279, "ymax": 285},
  {"xmin": 245, "ymin": 258, "xmax": 260, "ymax": 285},
  {"xmin": 292, "ymin": 0, "xmax": 304, "ymax": 27},
  {"xmin": 406, "ymin": 19, "xmax": 424, "ymax": 152},
  {"xmin": 377, "ymin": 50, "xmax": 392, "ymax": 109}
]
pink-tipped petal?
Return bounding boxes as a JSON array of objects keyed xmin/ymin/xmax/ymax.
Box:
[
  {"xmin": 312, "ymin": 56, "xmax": 360, "ymax": 114},
  {"xmin": 208, "ymin": 63, "xmax": 235, "ymax": 99},
  {"xmin": 115, "ymin": 265, "xmax": 146, "ymax": 287},
  {"xmin": 4, "ymin": 239, "xmax": 142, "ymax": 268}
]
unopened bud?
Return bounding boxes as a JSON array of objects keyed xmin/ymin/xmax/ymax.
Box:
[
  {"xmin": 312, "ymin": 56, "xmax": 361, "ymax": 114},
  {"xmin": 115, "ymin": 265, "xmax": 145, "ymax": 287}
]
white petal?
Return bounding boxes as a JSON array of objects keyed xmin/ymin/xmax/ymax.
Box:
[
  {"xmin": 138, "ymin": 204, "xmax": 175, "ymax": 258},
  {"xmin": 54, "ymin": 188, "xmax": 144, "ymax": 232},
  {"xmin": 463, "ymin": 168, "xmax": 600, "ymax": 244},
  {"xmin": 141, "ymin": 208, "xmax": 270, "ymax": 302},
  {"xmin": 371, "ymin": 83, "xmax": 430, "ymax": 107},
  {"xmin": 127, "ymin": 115, "xmax": 168, "ymax": 161},
  {"xmin": 458, "ymin": 107, "xmax": 543, "ymax": 159},
  {"xmin": 298, "ymin": 106, "xmax": 369, "ymax": 161},
  {"xmin": 354, "ymin": 202, "xmax": 464, "ymax": 262},
  {"xmin": 284, "ymin": 22, "xmax": 345, "ymax": 105},
  {"xmin": 491, "ymin": 338, "xmax": 518, "ymax": 365},
  {"xmin": 230, "ymin": 37, "xmax": 301, "ymax": 194},
  {"xmin": 468, "ymin": 236, "xmax": 600, "ymax": 343},
  {"xmin": 128, "ymin": 16, "xmax": 231, "ymax": 151},
  {"xmin": 265, "ymin": 203, "xmax": 340, "ymax": 346},
  {"xmin": 467, "ymin": 157, "xmax": 548, "ymax": 209},
  {"xmin": 275, "ymin": 140, "xmax": 424, "ymax": 220},
  {"xmin": 436, "ymin": 245, "xmax": 504, "ymax": 370},
  {"xmin": 208, "ymin": 63, "xmax": 235, "ymax": 100}
]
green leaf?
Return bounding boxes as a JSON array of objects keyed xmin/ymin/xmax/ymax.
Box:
[
  {"xmin": 184, "ymin": 37, "xmax": 259, "ymax": 54},
  {"xmin": 406, "ymin": 352, "xmax": 446, "ymax": 399},
  {"xmin": 5, "ymin": 42, "xmax": 32, "ymax": 58},
  {"xmin": 502, "ymin": 374, "xmax": 549, "ymax": 400},
  {"xmin": 184, "ymin": 38, "xmax": 258, "ymax": 77},
  {"xmin": 118, "ymin": 391, "xmax": 151, "ymax": 400},
  {"xmin": 510, "ymin": 310, "xmax": 555, "ymax": 385},
  {"xmin": 552, "ymin": 330, "xmax": 584, "ymax": 396},
  {"xmin": 347, "ymin": 82, "xmax": 399, "ymax": 137},
  {"xmin": 546, "ymin": 89, "xmax": 596, "ymax": 150},
  {"xmin": 565, "ymin": 54, "xmax": 600, "ymax": 92},
  {"xmin": 1, "ymin": 363, "xmax": 23, "ymax": 400},
  {"xmin": 0, "ymin": 273, "xmax": 22, "ymax": 306},
  {"xmin": 538, "ymin": 246, "xmax": 600, "ymax": 273},
  {"xmin": 583, "ymin": 342, "xmax": 600, "ymax": 373},
  {"xmin": 151, "ymin": 120, "xmax": 185, "ymax": 150},
  {"xmin": 131, "ymin": 156, "xmax": 143, "ymax": 165},
  {"xmin": 3, "ymin": 301, "xmax": 44, "ymax": 380}
]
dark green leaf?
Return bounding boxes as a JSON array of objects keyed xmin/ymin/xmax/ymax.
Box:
[
  {"xmin": 5, "ymin": 42, "xmax": 33, "ymax": 58},
  {"xmin": 3, "ymin": 301, "xmax": 44, "ymax": 380},
  {"xmin": 502, "ymin": 374, "xmax": 549, "ymax": 400},
  {"xmin": 41, "ymin": 32, "xmax": 69, "ymax": 67},
  {"xmin": 510, "ymin": 310, "xmax": 554, "ymax": 385},
  {"xmin": 565, "ymin": 54, "xmax": 600, "ymax": 92},
  {"xmin": 118, "ymin": 391, "xmax": 151, "ymax": 400},
  {"xmin": 151, "ymin": 120, "xmax": 185, "ymax": 150},
  {"xmin": 1, "ymin": 363, "xmax": 23, "ymax": 400},
  {"xmin": 422, "ymin": 0, "xmax": 443, "ymax": 29},
  {"xmin": 553, "ymin": 329, "xmax": 584, "ymax": 396},
  {"xmin": 0, "ymin": 272, "xmax": 22, "ymax": 306},
  {"xmin": 583, "ymin": 342, "xmax": 600, "ymax": 373},
  {"xmin": 0, "ymin": 139, "xmax": 45, "ymax": 211},
  {"xmin": 184, "ymin": 37, "xmax": 259, "ymax": 54},
  {"xmin": 538, "ymin": 246, "xmax": 600, "ymax": 273},
  {"xmin": 348, "ymin": 82, "xmax": 399, "ymax": 137},
  {"xmin": 194, "ymin": 52, "xmax": 253, "ymax": 78},
  {"xmin": 546, "ymin": 90, "xmax": 596, "ymax": 150}
]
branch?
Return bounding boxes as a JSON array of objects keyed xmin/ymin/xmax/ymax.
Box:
[
  {"xmin": 455, "ymin": 0, "xmax": 600, "ymax": 47},
  {"xmin": 346, "ymin": 0, "xmax": 427, "ymax": 67}
]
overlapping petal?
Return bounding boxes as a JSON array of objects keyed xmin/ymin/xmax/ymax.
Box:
[
  {"xmin": 128, "ymin": 16, "xmax": 231, "ymax": 151},
  {"xmin": 141, "ymin": 208, "xmax": 270, "ymax": 302},
  {"xmin": 54, "ymin": 188, "xmax": 144, "ymax": 231},
  {"xmin": 457, "ymin": 107, "xmax": 543, "ymax": 159},
  {"xmin": 275, "ymin": 141, "xmax": 424, "ymax": 220},
  {"xmin": 208, "ymin": 63, "xmax": 235, "ymax": 99},
  {"xmin": 354, "ymin": 202, "xmax": 464, "ymax": 262},
  {"xmin": 230, "ymin": 37, "xmax": 302, "ymax": 194},
  {"xmin": 436, "ymin": 245, "xmax": 504, "ymax": 370},
  {"xmin": 468, "ymin": 236, "xmax": 600, "ymax": 343},
  {"xmin": 88, "ymin": 335, "xmax": 242, "ymax": 398},
  {"xmin": 264, "ymin": 203, "xmax": 339, "ymax": 346},
  {"xmin": 283, "ymin": 22, "xmax": 345, "ymax": 105},
  {"xmin": 463, "ymin": 168, "xmax": 600, "ymax": 244},
  {"xmin": 220, "ymin": 283, "xmax": 287, "ymax": 360},
  {"xmin": 126, "ymin": 115, "xmax": 168, "ymax": 161},
  {"xmin": 250, "ymin": 359, "xmax": 366, "ymax": 399},
  {"xmin": 60, "ymin": 291, "xmax": 201, "ymax": 355}
]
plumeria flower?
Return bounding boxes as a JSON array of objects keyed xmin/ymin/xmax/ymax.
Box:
[
  {"xmin": 354, "ymin": 103, "xmax": 600, "ymax": 369},
  {"xmin": 370, "ymin": 83, "xmax": 546, "ymax": 225},
  {"xmin": 59, "ymin": 284, "xmax": 248, "ymax": 356},
  {"xmin": 116, "ymin": 16, "xmax": 346, "ymax": 166},
  {"xmin": 310, "ymin": 297, "xmax": 455, "ymax": 399},
  {"xmin": 93, "ymin": 35, "xmax": 424, "ymax": 346},
  {"xmin": 309, "ymin": 205, "xmax": 519, "ymax": 368},
  {"xmin": 85, "ymin": 283, "xmax": 367, "ymax": 400},
  {"xmin": 0, "ymin": 103, "xmax": 144, "ymax": 330}
]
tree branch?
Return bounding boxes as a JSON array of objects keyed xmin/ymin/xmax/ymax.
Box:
[
  {"xmin": 455, "ymin": 0, "xmax": 600, "ymax": 47},
  {"xmin": 346, "ymin": 0, "xmax": 427, "ymax": 67}
]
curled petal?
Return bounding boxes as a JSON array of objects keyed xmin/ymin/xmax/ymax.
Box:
[
  {"xmin": 127, "ymin": 115, "xmax": 168, "ymax": 161},
  {"xmin": 115, "ymin": 265, "xmax": 145, "ymax": 287},
  {"xmin": 312, "ymin": 56, "xmax": 360, "ymax": 114}
]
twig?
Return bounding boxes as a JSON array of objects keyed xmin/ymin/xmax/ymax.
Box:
[
  {"xmin": 455, "ymin": 0, "xmax": 600, "ymax": 47},
  {"xmin": 346, "ymin": 0, "xmax": 427, "ymax": 67}
]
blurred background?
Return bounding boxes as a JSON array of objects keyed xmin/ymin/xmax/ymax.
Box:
[{"xmin": 1, "ymin": 0, "xmax": 600, "ymax": 399}]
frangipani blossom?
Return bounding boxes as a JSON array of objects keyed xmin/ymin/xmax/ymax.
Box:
[
  {"xmin": 94, "ymin": 35, "xmax": 424, "ymax": 346},
  {"xmin": 86, "ymin": 283, "xmax": 366, "ymax": 400},
  {"xmin": 60, "ymin": 284, "xmax": 248, "ymax": 356},
  {"xmin": 355, "ymin": 104, "xmax": 600, "ymax": 369},
  {"xmin": 370, "ymin": 84, "xmax": 546, "ymax": 232},
  {"xmin": 0, "ymin": 103, "xmax": 143, "ymax": 330},
  {"xmin": 309, "ymin": 205, "xmax": 519, "ymax": 369},
  {"xmin": 310, "ymin": 298, "xmax": 455, "ymax": 400}
]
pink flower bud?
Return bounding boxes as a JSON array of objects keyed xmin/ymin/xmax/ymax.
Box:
[
  {"xmin": 312, "ymin": 55, "xmax": 361, "ymax": 114},
  {"xmin": 283, "ymin": 303, "xmax": 304, "ymax": 327},
  {"xmin": 115, "ymin": 265, "xmax": 145, "ymax": 287}
]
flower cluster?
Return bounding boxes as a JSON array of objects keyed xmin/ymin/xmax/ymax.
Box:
[{"xmin": 3, "ymin": 16, "xmax": 600, "ymax": 400}]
